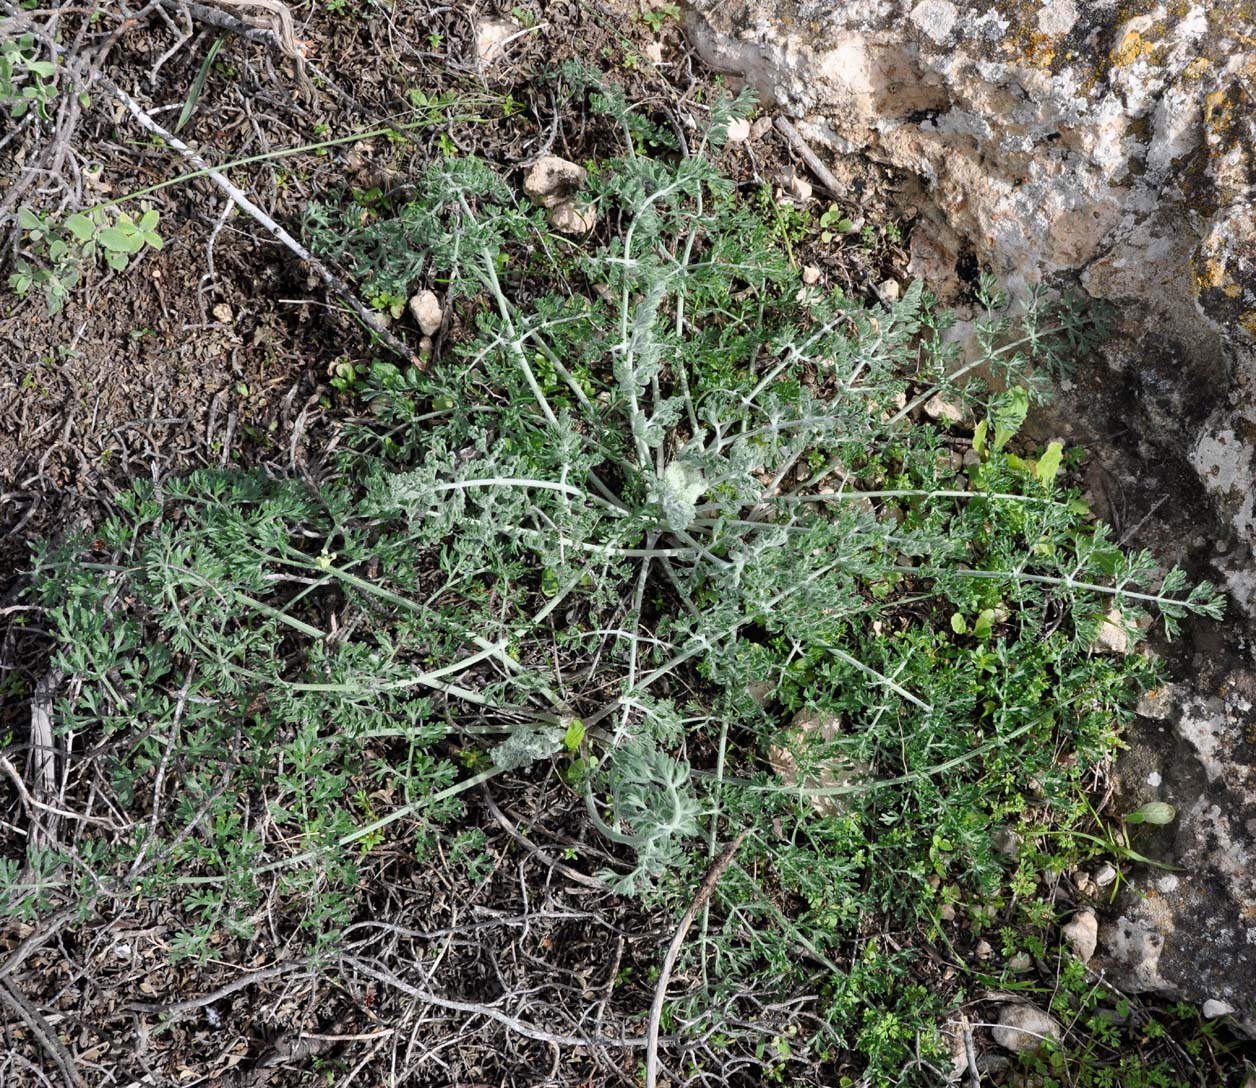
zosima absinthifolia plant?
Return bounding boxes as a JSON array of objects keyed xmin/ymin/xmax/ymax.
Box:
[{"xmin": 17, "ymin": 80, "xmax": 1223, "ymax": 1080}]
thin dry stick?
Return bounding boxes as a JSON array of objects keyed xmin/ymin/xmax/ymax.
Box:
[
  {"xmin": 773, "ymin": 116, "xmax": 844, "ymax": 198},
  {"xmin": 644, "ymin": 830, "xmax": 748, "ymax": 1088},
  {"xmin": 0, "ymin": 910, "xmax": 74, "ymax": 980},
  {"xmin": 27, "ymin": 669, "xmax": 62, "ymax": 848},
  {"xmin": 482, "ymin": 788, "xmax": 607, "ymax": 891},
  {"xmin": 97, "ymin": 74, "xmax": 421, "ymax": 366},
  {"xmin": 0, "ymin": 977, "xmax": 88, "ymax": 1088},
  {"xmin": 125, "ymin": 960, "xmax": 309, "ymax": 1017},
  {"xmin": 341, "ymin": 954, "xmax": 656, "ymax": 1049}
]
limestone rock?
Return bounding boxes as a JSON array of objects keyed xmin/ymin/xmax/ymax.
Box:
[
  {"xmin": 682, "ymin": 0, "xmax": 1256, "ymax": 543},
  {"xmin": 548, "ymin": 201, "xmax": 597, "ymax": 235},
  {"xmin": 779, "ymin": 168, "xmax": 812, "ymax": 204},
  {"xmin": 1099, "ymin": 679, "xmax": 1256, "ymax": 1037},
  {"xmin": 749, "ymin": 116, "xmax": 773, "ymax": 141},
  {"xmin": 408, "ymin": 290, "xmax": 442, "ymax": 336},
  {"xmin": 1203, "ymin": 999, "xmax": 1235, "ymax": 1019},
  {"xmin": 940, "ymin": 1015, "xmax": 970, "ymax": 1083},
  {"xmin": 1091, "ymin": 609, "xmax": 1131, "ymax": 655},
  {"xmin": 475, "ymin": 18, "xmax": 519, "ymax": 65},
  {"xmin": 923, "ymin": 394, "xmax": 965, "ymax": 425},
  {"xmin": 992, "ymin": 1004, "xmax": 1060, "ymax": 1054},
  {"xmin": 725, "ymin": 116, "xmax": 751, "ymax": 142},
  {"xmin": 524, "ymin": 155, "xmax": 587, "ymax": 209},
  {"xmin": 1063, "ymin": 909, "xmax": 1098, "ymax": 964}
]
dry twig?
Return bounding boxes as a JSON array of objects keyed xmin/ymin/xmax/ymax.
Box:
[
  {"xmin": 0, "ymin": 977, "xmax": 88, "ymax": 1088},
  {"xmin": 773, "ymin": 116, "xmax": 844, "ymax": 198},
  {"xmin": 644, "ymin": 830, "xmax": 748, "ymax": 1088},
  {"xmin": 96, "ymin": 75, "xmax": 421, "ymax": 366}
]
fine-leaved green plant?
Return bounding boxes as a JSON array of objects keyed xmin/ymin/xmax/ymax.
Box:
[{"xmin": 11, "ymin": 76, "xmax": 1223, "ymax": 1084}]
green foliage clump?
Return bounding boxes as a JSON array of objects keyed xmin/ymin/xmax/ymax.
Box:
[{"xmin": 11, "ymin": 82, "xmax": 1223, "ymax": 1084}]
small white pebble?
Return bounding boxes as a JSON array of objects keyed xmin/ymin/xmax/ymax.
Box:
[
  {"xmin": 408, "ymin": 290, "xmax": 443, "ymax": 336},
  {"xmin": 802, "ymin": 265, "xmax": 821, "ymax": 285},
  {"xmin": 725, "ymin": 117, "xmax": 751, "ymax": 142},
  {"xmin": 1062, "ymin": 909, "xmax": 1098, "ymax": 964}
]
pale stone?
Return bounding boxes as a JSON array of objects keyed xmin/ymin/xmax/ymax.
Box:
[
  {"xmin": 802, "ymin": 264, "xmax": 821, "ymax": 285},
  {"xmin": 1136, "ymin": 686, "xmax": 1180, "ymax": 720},
  {"xmin": 1203, "ymin": 999, "xmax": 1235, "ymax": 1019},
  {"xmin": 408, "ymin": 290, "xmax": 442, "ymax": 336},
  {"xmin": 1036, "ymin": 0, "xmax": 1078, "ymax": 38},
  {"xmin": 769, "ymin": 709, "xmax": 870, "ymax": 818},
  {"xmin": 725, "ymin": 116, "xmax": 751, "ymax": 142},
  {"xmin": 1063, "ymin": 909, "xmax": 1099, "ymax": 964},
  {"xmin": 523, "ymin": 155, "xmax": 587, "ymax": 209},
  {"xmin": 909, "ymin": 0, "xmax": 958, "ymax": 45},
  {"xmin": 1091, "ymin": 608, "xmax": 1130, "ymax": 655},
  {"xmin": 940, "ymin": 1015, "xmax": 970, "ymax": 1082},
  {"xmin": 475, "ymin": 18, "xmax": 519, "ymax": 65},
  {"xmin": 924, "ymin": 394, "xmax": 965, "ymax": 425},
  {"xmin": 781, "ymin": 169, "xmax": 812, "ymax": 204},
  {"xmin": 992, "ymin": 1004, "xmax": 1061, "ymax": 1053},
  {"xmin": 548, "ymin": 201, "xmax": 597, "ymax": 235},
  {"xmin": 750, "ymin": 116, "xmax": 774, "ymax": 140}
]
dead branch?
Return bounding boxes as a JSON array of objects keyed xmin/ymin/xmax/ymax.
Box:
[
  {"xmin": 774, "ymin": 116, "xmax": 844, "ymax": 198},
  {"xmin": 96, "ymin": 74, "xmax": 421, "ymax": 367},
  {"xmin": 125, "ymin": 960, "xmax": 310, "ymax": 1018},
  {"xmin": 341, "ymin": 953, "xmax": 661, "ymax": 1050},
  {"xmin": 0, "ymin": 977, "xmax": 88, "ymax": 1088},
  {"xmin": 644, "ymin": 830, "xmax": 748, "ymax": 1088}
]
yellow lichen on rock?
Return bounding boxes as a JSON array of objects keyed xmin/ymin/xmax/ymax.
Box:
[
  {"xmin": 1184, "ymin": 56, "xmax": 1210, "ymax": 79},
  {"xmin": 1112, "ymin": 28, "xmax": 1154, "ymax": 66}
]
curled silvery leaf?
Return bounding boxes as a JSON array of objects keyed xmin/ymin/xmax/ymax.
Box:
[
  {"xmin": 489, "ymin": 726, "xmax": 565, "ymax": 771},
  {"xmin": 1123, "ymin": 801, "xmax": 1176, "ymax": 826},
  {"xmin": 651, "ymin": 460, "xmax": 707, "ymax": 532}
]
